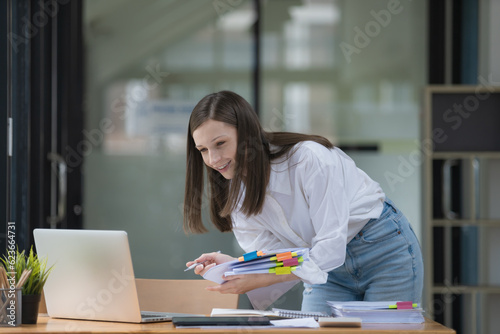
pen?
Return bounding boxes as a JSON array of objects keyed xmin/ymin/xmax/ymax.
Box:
[{"xmin": 184, "ymin": 250, "xmax": 221, "ymax": 272}]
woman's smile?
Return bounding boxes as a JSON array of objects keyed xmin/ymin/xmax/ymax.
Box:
[{"xmin": 192, "ymin": 119, "xmax": 238, "ymax": 179}]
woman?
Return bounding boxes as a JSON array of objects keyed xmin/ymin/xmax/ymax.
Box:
[{"xmin": 184, "ymin": 90, "xmax": 423, "ymax": 313}]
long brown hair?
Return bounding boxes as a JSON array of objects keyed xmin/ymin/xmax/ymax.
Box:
[{"xmin": 183, "ymin": 91, "xmax": 333, "ymax": 234}]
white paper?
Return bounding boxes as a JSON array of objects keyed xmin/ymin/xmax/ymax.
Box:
[
  {"xmin": 270, "ymin": 318, "xmax": 319, "ymax": 328},
  {"xmin": 247, "ymin": 280, "xmax": 300, "ymax": 310},
  {"xmin": 203, "ymin": 260, "xmax": 237, "ymax": 284},
  {"xmin": 204, "ymin": 263, "xmax": 300, "ymax": 310},
  {"xmin": 210, "ymin": 308, "xmax": 277, "ymax": 317}
]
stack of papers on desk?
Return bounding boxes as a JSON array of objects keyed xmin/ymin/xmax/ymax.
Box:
[{"xmin": 326, "ymin": 301, "xmax": 425, "ymax": 324}]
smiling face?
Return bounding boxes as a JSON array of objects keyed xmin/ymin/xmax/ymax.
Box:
[{"xmin": 192, "ymin": 119, "xmax": 238, "ymax": 179}]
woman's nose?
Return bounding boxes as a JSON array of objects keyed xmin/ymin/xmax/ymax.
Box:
[{"xmin": 208, "ymin": 150, "xmax": 220, "ymax": 166}]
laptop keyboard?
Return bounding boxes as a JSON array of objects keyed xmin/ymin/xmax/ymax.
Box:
[
  {"xmin": 141, "ymin": 311, "xmax": 198, "ymax": 319},
  {"xmin": 141, "ymin": 312, "xmax": 170, "ymax": 318}
]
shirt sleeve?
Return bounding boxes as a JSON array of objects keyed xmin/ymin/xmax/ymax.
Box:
[{"xmin": 291, "ymin": 145, "xmax": 350, "ymax": 284}]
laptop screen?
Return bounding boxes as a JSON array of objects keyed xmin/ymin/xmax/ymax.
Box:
[{"xmin": 34, "ymin": 229, "xmax": 143, "ymax": 323}]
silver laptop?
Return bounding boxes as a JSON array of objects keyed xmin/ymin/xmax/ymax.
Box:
[{"xmin": 33, "ymin": 228, "xmax": 192, "ymax": 323}]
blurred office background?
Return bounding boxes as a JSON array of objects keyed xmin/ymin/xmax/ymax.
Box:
[
  {"xmin": 83, "ymin": 0, "xmax": 425, "ymax": 276},
  {"xmin": 2, "ymin": 0, "xmax": 500, "ymax": 333},
  {"xmin": 82, "ymin": 0, "xmax": 426, "ymax": 308}
]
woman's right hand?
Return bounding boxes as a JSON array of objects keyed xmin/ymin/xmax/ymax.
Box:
[{"xmin": 186, "ymin": 252, "xmax": 235, "ymax": 276}]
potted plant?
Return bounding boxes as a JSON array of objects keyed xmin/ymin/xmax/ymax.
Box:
[{"xmin": 1, "ymin": 246, "xmax": 53, "ymax": 324}]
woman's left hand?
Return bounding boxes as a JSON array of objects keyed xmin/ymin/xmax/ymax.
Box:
[
  {"xmin": 206, "ymin": 273, "xmax": 299, "ymax": 294},
  {"xmin": 186, "ymin": 252, "xmax": 235, "ymax": 276}
]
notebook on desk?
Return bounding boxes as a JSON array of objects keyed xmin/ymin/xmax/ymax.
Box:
[{"xmin": 33, "ymin": 228, "xmax": 194, "ymax": 323}]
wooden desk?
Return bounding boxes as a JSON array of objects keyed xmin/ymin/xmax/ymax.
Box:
[{"xmin": 2, "ymin": 315, "xmax": 455, "ymax": 334}]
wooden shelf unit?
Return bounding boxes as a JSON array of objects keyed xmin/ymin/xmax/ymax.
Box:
[{"xmin": 422, "ymin": 85, "xmax": 500, "ymax": 334}]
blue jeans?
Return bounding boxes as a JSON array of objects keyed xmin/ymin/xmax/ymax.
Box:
[{"xmin": 301, "ymin": 198, "xmax": 424, "ymax": 314}]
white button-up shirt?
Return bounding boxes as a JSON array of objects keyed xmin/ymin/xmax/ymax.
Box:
[{"xmin": 231, "ymin": 141, "xmax": 385, "ymax": 285}]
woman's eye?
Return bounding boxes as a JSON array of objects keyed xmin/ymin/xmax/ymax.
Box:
[
  {"xmin": 199, "ymin": 148, "xmax": 207, "ymax": 153},
  {"xmin": 217, "ymin": 141, "xmax": 225, "ymax": 146}
]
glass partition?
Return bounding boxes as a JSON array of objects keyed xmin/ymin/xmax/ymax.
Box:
[{"xmin": 83, "ymin": 0, "xmax": 254, "ymax": 279}]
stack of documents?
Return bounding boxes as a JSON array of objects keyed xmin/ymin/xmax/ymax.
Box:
[
  {"xmin": 201, "ymin": 248, "xmax": 309, "ymax": 310},
  {"xmin": 203, "ymin": 248, "xmax": 309, "ymax": 284},
  {"xmin": 326, "ymin": 301, "xmax": 425, "ymax": 324}
]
